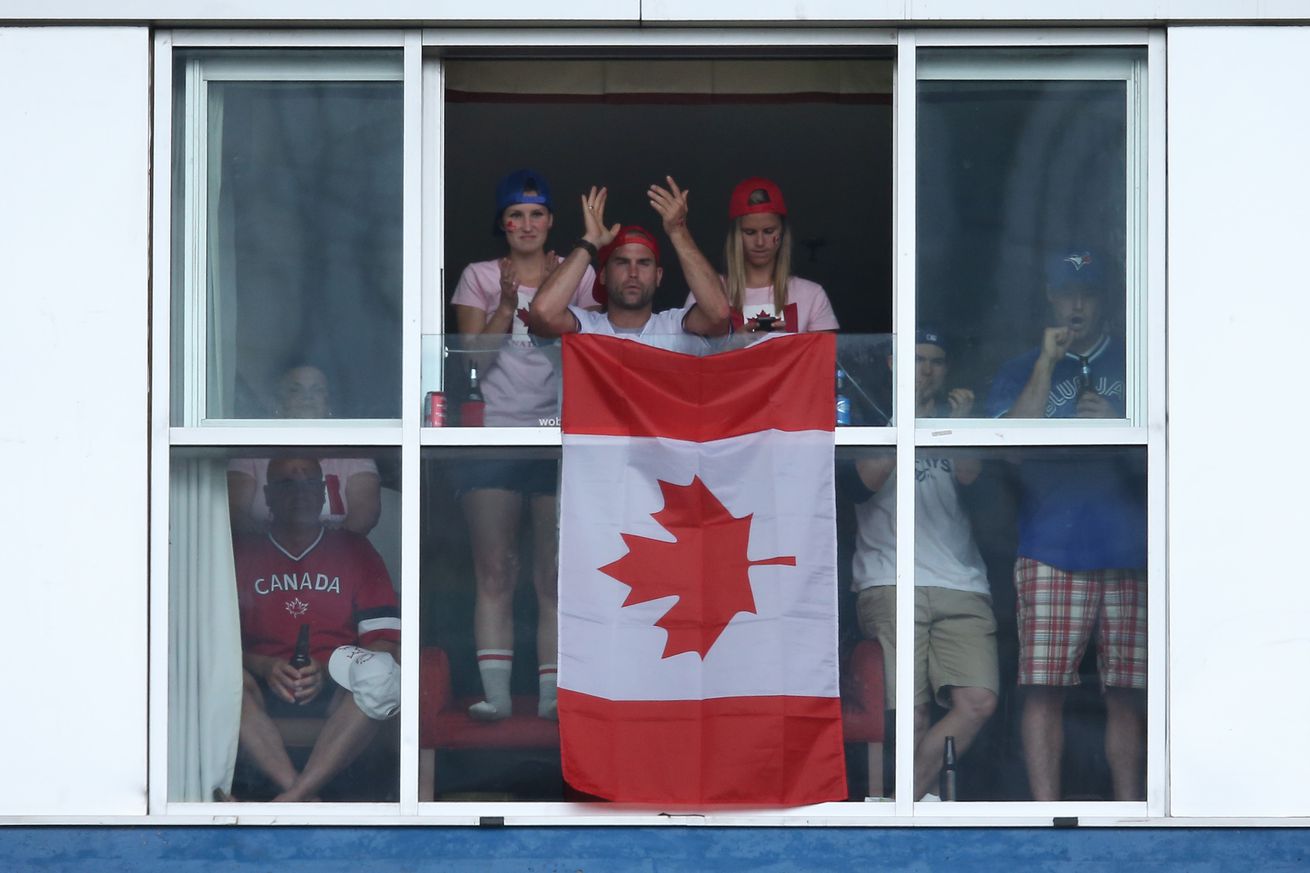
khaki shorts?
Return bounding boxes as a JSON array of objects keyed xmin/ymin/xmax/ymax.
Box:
[{"xmin": 856, "ymin": 585, "xmax": 999, "ymax": 709}]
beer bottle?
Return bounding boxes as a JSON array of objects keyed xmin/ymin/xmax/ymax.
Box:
[
  {"xmin": 1076, "ymin": 354, "xmax": 1095, "ymax": 397},
  {"xmin": 940, "ymin": 735, "xmax": 958, "ymax": 801},
  {"xmin": 461, "ymin": 363, "xmax": 486, "ymax": 427},
  {"xmin": 290, "ymin": 623, "xmax": 312, "ymax": 670}
]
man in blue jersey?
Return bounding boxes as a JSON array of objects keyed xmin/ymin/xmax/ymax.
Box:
[{"xmin": 986, "ymin": 250, "xmax": 1146, "ymax": 802}]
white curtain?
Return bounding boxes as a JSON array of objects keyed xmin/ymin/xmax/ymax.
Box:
[
  {"xmin": 168, "ymin": 457, "xmax": 243, "ymax": 801},
  {"xmin": 207, "ymin": 85, "xmax": 237, "ymax": 418}
]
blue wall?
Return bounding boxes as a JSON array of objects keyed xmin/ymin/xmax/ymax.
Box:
[{"xmin": 3, "ymin": 827, "xmax": 1309, "ymax": 872}]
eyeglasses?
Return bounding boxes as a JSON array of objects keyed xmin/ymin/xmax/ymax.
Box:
[{"xmin": 267, "ymin": 478, "xmax": 326, "ymax": 494}]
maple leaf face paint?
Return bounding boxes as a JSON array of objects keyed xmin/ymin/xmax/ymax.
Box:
[{"xmin": 500, "ymin": 203, "xmax": 553, "ymax": 256}]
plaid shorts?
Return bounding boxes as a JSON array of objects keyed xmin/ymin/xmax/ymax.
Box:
[{"xmin": 1015, "ymin": 557, "xmax": 1147, "ymax": 690}]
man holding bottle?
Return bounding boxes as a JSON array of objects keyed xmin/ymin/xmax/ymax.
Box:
[
  {"xmin": 986, "ymin": 250, "xmax": 1147, "ymax": 802},
  {"xmin": 232, "ymin": 457, "xmax": 401, "ymax": 802}
]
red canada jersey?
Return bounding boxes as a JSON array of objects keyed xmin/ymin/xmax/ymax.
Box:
[{"xmin": 234, "ymin": 528, "xmax": 400, "ymax": 664}]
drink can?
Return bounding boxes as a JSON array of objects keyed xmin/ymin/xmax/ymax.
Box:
[
  {"xmin": 836, "ymin": 395, "xmax": 852, "ymax": 426},
  {"xmin": 425, "ymin": 391, "xmax": 446, "ymax": 427}
]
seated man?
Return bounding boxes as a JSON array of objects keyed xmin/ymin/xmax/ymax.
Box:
[
  {"xmin": 233, "ymin": 457, "xmax": 401, "ymax": 802},
  {"xmin": 850, "ymin": 329, "xmax": 998, "ymax": 801},
  {"xmin": 528, "ymin": 178, "xmax": 730, "ymax": 342}
]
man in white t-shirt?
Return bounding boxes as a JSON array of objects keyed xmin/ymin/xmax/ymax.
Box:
[
  {"xmin": 850, "ymin": 329, "xmax": 998, "ymax": 801},
  {"xmin": 528, "ymin": 178, "xmax": 731, "ymax": 342}
]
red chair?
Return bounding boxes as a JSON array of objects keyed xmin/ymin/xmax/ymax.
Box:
[
  {"xmin": 418, "ymin": 646, "xmax": 559, "ymax": 801},
  {"xmin": 840, "ymin": 638, "xmax": 887, "ymax": 798},
  {"xmin": 419, "ymin": 640, "xmax": 886, "ymax": 801}
]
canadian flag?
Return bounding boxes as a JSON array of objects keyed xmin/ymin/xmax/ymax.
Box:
[{"xmin": 557, "ymin": 331, "xmax": 845, "ymax": 805}]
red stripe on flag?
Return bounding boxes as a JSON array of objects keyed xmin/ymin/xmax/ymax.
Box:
[
  {"xmin": 559, "ymin": 689, "xmax": 847, "ymax": 805},
  {"xmin": 562, "ymin": 332, "xmax": 835, "ymax": 441}
]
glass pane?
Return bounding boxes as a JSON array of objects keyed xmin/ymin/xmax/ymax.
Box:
[
  {"xmin": 842, "ymin": 446, "xmax": 897, "ymax": 801},
  {"xmin": 916, "ymin": 50, "xmax": 1144, "ymax": 425},
  {"xmin": 168, "ymin": 446, "xmax": 401, "ymax": 803},
  {"xmin": 908, "ymin": 446, "xmax": 1147, "ymax": 802},
  {"xmin": 421, "ymin": 447, "xmax": 564, "ymax": 800},
  {"xmin": 420, "ymin": 332, "xmax": 894, "ymax": 428},
  {"xmin": 173, "ymin": 52, "xmax": 403, "ymax": 422}
]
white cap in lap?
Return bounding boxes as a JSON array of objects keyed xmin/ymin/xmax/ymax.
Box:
[{"xmin": 328, "ymin": 645, "xmax": 400, "ymax": 720}]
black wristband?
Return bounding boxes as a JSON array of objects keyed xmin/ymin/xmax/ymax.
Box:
[{"xmin": 573, "ymin": 239, "xmax": 598, "ymax": 258}]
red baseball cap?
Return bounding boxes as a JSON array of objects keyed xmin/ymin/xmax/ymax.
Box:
[
  {"xmin": 728, "ymin": 177, "xmax": 788, "ymax": 220},
  {"xmin": 593, "ymin": 225, "xmax": 662, "ymax": 305}
]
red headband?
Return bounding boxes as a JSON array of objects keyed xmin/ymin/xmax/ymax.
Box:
[
  {"xmin": 728, "ymin": 177, "xmax": 788, "ymax": 220},
  {"xmin": 592, "ymin": 225, "xmax": 661, "ymax": 306}
]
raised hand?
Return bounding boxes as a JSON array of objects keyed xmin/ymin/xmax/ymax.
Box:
[
  {"xmin": 946, "ymin": 387, "xmax": 975, "ymax": 417},
  {"xmin": 581, "ymin": 186, "xmax": 619, "ymax": 248},
  {"xmin": 648, "ymin": 176, "xmax": 690, "ymax": 236},
  {"xmin": 497, "ymin": 256, "xmax": 520, "ymax": 311},
  {"xmin": 1040, "ymin": 326, "xmax": 1072, "ymax": 364}
]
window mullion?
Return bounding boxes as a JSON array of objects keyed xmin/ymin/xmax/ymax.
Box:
[
  {"xmin": 1144, "ymin": 27, "xmax": 1168, "ymax": 819},
  {"xmin": 892, "ymin": 27, "xmax": 917, "ymax": 815},
  {"xmin": 399, "ymin": 29, "xmax": 425, "ymax": 816}
]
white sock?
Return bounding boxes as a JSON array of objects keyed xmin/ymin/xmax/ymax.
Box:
[
  {"xmin": 538, "ymin": 664, "xmax": 558, "ymax": 719},
  {"xmin": 469, "ymin": 650, "xmax": 512, "ymax": 720}
]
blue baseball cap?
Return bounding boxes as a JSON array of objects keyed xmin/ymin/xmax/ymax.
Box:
[
  {"xmin": 916, "ymin": 326, "xmax": 950, "ymax": 355},
  {"xmin": 1045, "ymin": 249, "xmax": 1106, "ymax": 293},
  {"xmin": 494, "ymin": 168, "xmax": 552, "ymax": 229}
]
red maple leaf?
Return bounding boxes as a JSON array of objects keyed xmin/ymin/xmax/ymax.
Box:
[{"xmin": 598, "ymin": 476, "xmax": 796, "ymax": 660}]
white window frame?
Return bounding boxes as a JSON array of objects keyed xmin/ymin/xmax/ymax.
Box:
[{"xmin": 151, "ymin": 25, "xmax": 1166, "ymax": 826}]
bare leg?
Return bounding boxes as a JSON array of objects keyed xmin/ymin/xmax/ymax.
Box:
[
  {"xmin": 237, "ymin": 670, "xmax": 299, "ymax": 794},
  {"xmin": 463, "ymin": 488, "xmax": 523, "ymax": 717},
  {"xmin": 463, "ymin": 489, "xmax": 525, "ymax": 653},
  {"xmin": 1105, "ymin": 687, "xmax": 1146, "ymax": 800},
  {"xmin": 274, "ymin": 690, "xmax": 380, "ymax": 803},
  {"xmin": 530, "ymin": 493, "xmax": 560, "ymax": 718},
  {"xmin": 913, "ymin": 686, "xmax": 997, "ymax": 800},
  {"xmin": 1021, "ymin": 685, "xmax": 1067, "ymax": 801},
  {"xmin": 530, "ymin": 493, "xmax": 559, "ymax": 664}
]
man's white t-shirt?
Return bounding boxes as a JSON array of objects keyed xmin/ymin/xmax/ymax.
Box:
[
  {"xmin": 851, "ymin": 457, "xmax": 989, "ymax": 596},
  {"xmin": 568, "ymin": 304, "xmax": 716, "ymax": 354}
]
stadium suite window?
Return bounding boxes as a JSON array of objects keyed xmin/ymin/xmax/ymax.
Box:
[{"xmin": 158, "ymin": 37, "xmax": 1160, "ymax": 819}]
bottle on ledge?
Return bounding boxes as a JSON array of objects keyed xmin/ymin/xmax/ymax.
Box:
[
  {"xmin": 461, "ymin": 363, "xmax": 486, "ymax": 427},
  {"xmin": 940, "ymin": 735, "xmax": 958, "ymax": 801},
  {"xmin": 290, "ymin": 623, "xmax": 312, "ymax": 671},
  {"xmin": 835, "ymin": 367, "xmax": 852, "ymax": 426}
]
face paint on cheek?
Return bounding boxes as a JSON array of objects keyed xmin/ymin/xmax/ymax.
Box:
[{"xmin": 504, "ymin": 221, "xmax": 517, "ymax": 232}]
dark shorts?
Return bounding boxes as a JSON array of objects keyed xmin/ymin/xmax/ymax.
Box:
[
  {"xmin": 451, "ymin": 458, "xmax": 559, "ymax": 497},
  {"xmin": 257, "ymin": 675, "xmax": 340, "ymax": 719}
]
